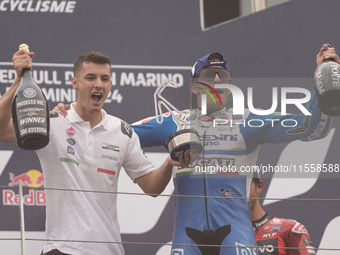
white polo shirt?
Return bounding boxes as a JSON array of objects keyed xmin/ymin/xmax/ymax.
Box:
[{"xmin": 36, "ymin": 104, "xmax": 154, "ymax": 255}]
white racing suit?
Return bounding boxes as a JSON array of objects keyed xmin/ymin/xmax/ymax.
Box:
[{"xmin": 132, "ymin": 91, "xmax": 332, "ymax": 255}]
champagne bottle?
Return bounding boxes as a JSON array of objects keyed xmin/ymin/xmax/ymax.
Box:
[
  {"xmin": 11, "ymin": 44, "xmax": 50, "ymax": 150},
  {"xmin": 314, "ymin": 60, "xmax": 340, "ymax": 116}
]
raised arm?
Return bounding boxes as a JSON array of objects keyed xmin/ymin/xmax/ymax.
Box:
[
  {"xmin": 0, "ymin": 49, "xmax": 35, "ymax": 143},
  {"xmin": 243, "ymin": 45, "xmax": 338, "ymax": 145}
]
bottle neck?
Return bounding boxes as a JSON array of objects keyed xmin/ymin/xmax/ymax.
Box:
[
  {"xmin": 21, "ymin": 68, "xmax": 34, "ymax": 80},
  {"xmin": 19, "ymin": 69, "xmax": 37, "ymax": 88},
  {"xmin": 22, "ymin": 68, "xmax": 31, "ymax": 76}
]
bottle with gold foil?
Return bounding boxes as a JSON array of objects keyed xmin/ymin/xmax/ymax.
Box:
[{"xmin": 11, "ymin": 44, "xmax": 50, "ymax": 150}]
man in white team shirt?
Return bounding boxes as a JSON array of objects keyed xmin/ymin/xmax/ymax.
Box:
[{"xmin": 0, "ymin": 48, "xmax": 197, "ymax": 255}]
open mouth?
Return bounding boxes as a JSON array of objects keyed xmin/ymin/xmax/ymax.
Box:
[{"xmin": 91, "ymin": 93, "xmax": 103, "ymax": 103}]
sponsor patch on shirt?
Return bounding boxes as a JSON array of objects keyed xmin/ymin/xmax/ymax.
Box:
[
  {"xmin": 235, "ymin": 242, "xmax": 257, "ymax": 255},
  {"xmin": 102, "ymin": 143, "xmax": 120, "ymax": 152},
  {"xmin": 66, "ymin": 126, "xmax": 76, "ymax": 137},
  {"xmin": 121, "ymin": 121, "xmax": 132, "ymax": 138},
  {"xmin": 254, "ymin": 217, "xmax": 270, "ymax": 228},
  {"xmin": 67, "ymin": 146, "xmax": 75, "ymax": 155},
  {"xmin": 306, "ymin": 245, "xmax": 317, "ymax": 254},
  {"xmin": 67, "ymin": 138, "xmax": 76, "ymax": 146},
  {"xmin": 171, "ymin": 248, "xmax": 184, "ymax": 255},
  {"xmin": 271, "ymin": 225, "xmax": 281, "ymax": 232},
  {"xmin": 303, "ymin": 238, "xmax": 314, "ymax": 246},
  {"xmin": 292, "ymin": 221, "xmax": 309, "ymax": 235},
  {"xmin": 101, "ymin": 155, "xmax": 118, "ymax": 161},
  {"xmin": 256, "ymin": 239, "xmax": 278, "ymax": 254},
  {"xmin": 219, "ymin": 188, "xmax": 235, "ymax": 197}
]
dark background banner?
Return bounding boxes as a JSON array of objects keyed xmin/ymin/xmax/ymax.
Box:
[{"xmin": 1, "ymin": 0, "xmax": 340, "ymax": 254}]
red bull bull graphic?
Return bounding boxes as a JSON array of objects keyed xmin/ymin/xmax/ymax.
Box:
[
  {"xmin": 9, "ymin": 169, "xmax": 44, "ymax": 187},
  {"xmin": 3, "ymin": 169, "xmax": 45, "ymax": 206}
]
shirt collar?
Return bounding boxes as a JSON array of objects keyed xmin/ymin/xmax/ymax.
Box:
[
  {"xmin": 67, "ymin": 103, "xmax": 109, "ymax": 130},
  {"xmin": 252, "ymin": 213, "xmax": 273, "ymax": 228}
]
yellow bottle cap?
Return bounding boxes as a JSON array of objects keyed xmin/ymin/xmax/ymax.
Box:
[{"xmin": 19, "ymin": 43, "xmax": 30, "ymax": 53}]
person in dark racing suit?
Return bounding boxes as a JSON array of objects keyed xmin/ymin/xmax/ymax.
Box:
[
  {"xmin": 250, "ymin": 177, "xmax": 317, "ymax": 255},
  {"xmin": 132, "ymin": 47, "xmax": 337, "ymax": 255}
]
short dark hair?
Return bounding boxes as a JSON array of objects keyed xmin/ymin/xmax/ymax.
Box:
[{"xmin": 74, "ymin": 51, "xmax": 111, "ymax": 77}]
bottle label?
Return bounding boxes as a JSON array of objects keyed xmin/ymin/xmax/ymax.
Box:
[
  {"xmin": 330, "ymin": 64, "xmax": 340, "ymax": 88},
  {"xmin": 313, "ymin": 61, "xmax": 340, "ymax": 116},
  {"xmin": 12, "ymin": 70, "xmax": 50, "ymax": 150},
  {"xmin": 314, "ymin": 62, "xmax": 340, "ymax": 96},
  {"xmin": 314, "ymin": 68, "xmax": 326, "ymax": 95},
  {"xmin": 15, "ymin": 88, "xmax": 48, "ymax": 137}
]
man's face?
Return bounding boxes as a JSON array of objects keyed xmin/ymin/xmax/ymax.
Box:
[
  {"xmin": 71, "ymin": 62, "xmax": 112, "ymax": 114},
  {"xmin": 191, "ymin": 66, "xmax": 232, "ymax": 112}
]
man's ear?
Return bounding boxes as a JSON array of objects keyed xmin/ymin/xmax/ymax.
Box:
[
  {"xmin": 71, "ymin": 77, "xmax": 78, "ymax": 91},
  {"xmin": 258, "ymin": 180, "xmax": 265, "ymax": 193},
  {"xmin": 189, "ymin": 83, "xmax": 199, "ymax": 94}
]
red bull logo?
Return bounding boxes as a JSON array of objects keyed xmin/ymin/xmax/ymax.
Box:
[
  {"xmin": 3, "ymin": 170, "xmax": 45, "ymax": 206},
  {"xmin": 9, "ymin": 169, "xmax": 44, "ymax": 187}
]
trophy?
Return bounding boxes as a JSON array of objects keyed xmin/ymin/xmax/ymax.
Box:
[{"xmin": 154, "ymin": 81, "xmax": 202, "ymax": 161}]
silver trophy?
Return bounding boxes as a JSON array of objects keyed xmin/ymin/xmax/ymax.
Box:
[{"xmin": 154, "ymin": 80, "xmax": 202, "ymax": 161}]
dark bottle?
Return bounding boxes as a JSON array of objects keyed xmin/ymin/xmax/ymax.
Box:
[
  {"xmin": 314, "ymin": 45, "xmax": 340, "ymax": 116},
  {"xmin": 11, "ymin": 44, "xmax": 50, "ymax": 150}
]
